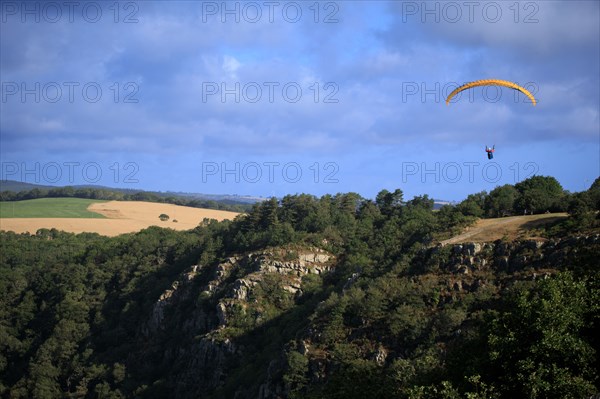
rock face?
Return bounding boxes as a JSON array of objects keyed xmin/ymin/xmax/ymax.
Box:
[
  {"xmin": 132, "ymin": 235, "xmax": 598, "ymax": 399},
  {"xmin": 414, "ymin": 235, "xmax": 600, "ymax": 303},
  {"xmin": 270, "ymin": 234, "xmax": 599, "ymax": 399},
  {"xmin": 433, "ymin": 236, "xmax": 600, "ymax": 276},
  {"xmin": 135, "ymin": 246, "xmax": 335, "ymax": 399},
  {"xmin": 374, "ymin": 346, "xmax": 388, "ymax": 366},
  {"xmin": 251, "ymin": 249, "xmax": 333, "ymax": 276},
  {"xmin": 213, "ymin": 247, "xmax": 335, "ymax": 329},
  {"xmin": 143, "ymin": 265, "xmax": 200, "ymax": 336}
]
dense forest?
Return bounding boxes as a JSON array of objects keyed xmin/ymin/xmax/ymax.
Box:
[{"xmin": 1, "ymin": 175, "xmax": 599, "ymax": 398}]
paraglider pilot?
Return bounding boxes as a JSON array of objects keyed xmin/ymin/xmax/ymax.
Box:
[{"xmin": 485, "ymin": 145, "xmax": 495, "ymax": 159}]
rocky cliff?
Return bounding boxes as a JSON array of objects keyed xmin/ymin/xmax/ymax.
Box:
[
  {"xmin": 257, "ymin": 234, "xmax": 599, "ymax": 398},
  {"xmin": 134, "ymin": 246, "xmax": 335, "ymax": 398},
  {"xmin": 132, "ymin": 235, "xmax": 598, "ymax": 398}
]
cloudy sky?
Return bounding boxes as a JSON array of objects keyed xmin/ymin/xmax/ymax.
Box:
[{"xmin": 1, "ymin": 1, "xmax": 598, "ymax": 201}]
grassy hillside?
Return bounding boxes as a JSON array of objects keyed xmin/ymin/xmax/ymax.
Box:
[{"xmin": 0, "ymin": 198, "xmax": 107, "ymax": 218}]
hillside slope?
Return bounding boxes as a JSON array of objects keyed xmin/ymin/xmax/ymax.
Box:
[
  {"xmin": 1, "ymin": 188, "xmax": 598, "ymax": 399},
  {"xmin": 127, "ymin": 235, "xmax": 599, "ymax": 398},
  {"xmin": 441, "ymin": 213, "xmax": 568, "ymax": 245}
]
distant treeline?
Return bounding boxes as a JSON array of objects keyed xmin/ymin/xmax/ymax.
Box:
[
  {"xmin": 2, "ymin": 175, "xmax": 599, "ymax": 220},
  {"xmin": 0, "ymin": 186, "xmax": 253, "ymax": 213}
]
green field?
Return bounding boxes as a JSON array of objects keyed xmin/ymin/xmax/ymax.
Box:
[{"xmin": 0, "ymin": 198, "xmax": 108, "ymax": 218}]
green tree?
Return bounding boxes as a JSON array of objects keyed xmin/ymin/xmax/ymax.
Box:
[
  {"xmin": 485, "ymin": 185, "xmax": 518, "ymax": 217},
  {"xmin": 259, "ymin": 197, "xmax": 279, "ymax": 229},
  {"xmin": 375, "ymin": 189, "xmax": 403, "ymax": 216},
  {"xmin": 588, "ymin": 176, "xmax": 600, "ymax": 211},
  {"xmin": 406, "ymin": 194, "xmax": 434, "ymax": 210},
  {"xmin": 514, "ymin": 175, "xmax": 566, "ymax": 214},
  {"xmin": 567, "ymin": 192, "xmax": 596, "ymax": 229},
  {"xmin": 457, "ymin": 191, "xmax": 486, "ymax": 218},
  {"xmin": 283, "ymin": 351, "xmax": 309, "ymax": 396},
  {"xmin": 487, "ymin": 273, "xmax": 597, "ymax": 398}
]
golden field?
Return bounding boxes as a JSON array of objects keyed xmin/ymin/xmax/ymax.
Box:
[{"xmin": 0, "ymin": 200, "xmax": 240, "ymax": 236}]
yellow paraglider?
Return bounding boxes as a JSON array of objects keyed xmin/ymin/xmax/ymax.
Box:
[{"xmin": 445, "ymin": 79, "xmax": 536, "ymax": 106}]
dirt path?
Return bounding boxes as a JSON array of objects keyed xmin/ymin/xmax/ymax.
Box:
[
  {"xmin": 0, "ymin": 201, "xmax": 240, "ymax": 237},
  {"xmin": 441, "ymin": 213, "xmax": 568, "ymax": 245}
]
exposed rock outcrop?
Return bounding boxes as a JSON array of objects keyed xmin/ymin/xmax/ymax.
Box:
[
  {"xmin": 214, "ymin": 247, "xmax": 335, "ymax": 329},
  {"xmin": 137, "ymin": 246, "xmax": 335, "ymax": 398},
  {"xmin": 270, "ymin": 234, "xmax": 600, "ymax": 399},
  {"xmin": 134, "ymin": 235, "xmax": 598, "ymax": 399},
  {"xmin": 143, "ymin": 264, "xmax": 200, "ymax": 336},
  {"xmin": 433, "ymin": 236, "xmax": 600, "ymax": 275},
  {"xmin": 250, "ymin": 248, "xmax": 334, "ymax": 276}
]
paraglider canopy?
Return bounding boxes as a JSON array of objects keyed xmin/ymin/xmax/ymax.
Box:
[{"xmin": 445, "ymin": 79, "xmax": 536, "ymax": 106}]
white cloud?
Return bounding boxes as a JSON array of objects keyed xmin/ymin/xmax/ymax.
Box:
[{"xmin": 222, "ymin": 55, "xmax": 241, "ymax": 79}]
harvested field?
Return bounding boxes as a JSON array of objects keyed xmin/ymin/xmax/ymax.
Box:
[{"xmin": 0, "ymin": 200, "xmax": 240, "ymax": 236}]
